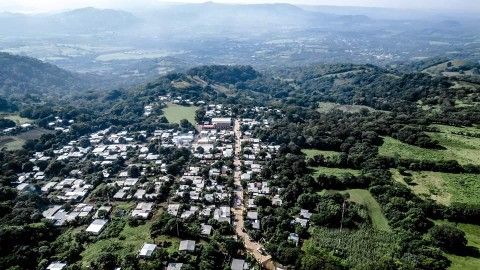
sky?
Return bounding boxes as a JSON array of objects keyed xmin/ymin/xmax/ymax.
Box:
[{"xmin": 0, "ymin": 0, "xmax": 479, "ymax": 13}]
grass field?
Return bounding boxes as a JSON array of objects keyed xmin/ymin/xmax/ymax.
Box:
[
  {"xmin": 434, "ymin": 220, "xmax": 480, "ymax": 270},
  {"xmin": 0, "ymin": 137, "xmax": 25, "ymax": 150},
  {"xmin": 81, "ymin": 220, "xmax": 153, "ymax": 267},
  {"xmin": 324, "ymin": 189, "xmax": 390, "ymax": 231},
  {"xmin": 302, "ymin": 148, "xmax": 342, "ymax": 159},
  {"xmin": 163, "ymin": 103, "xmax": 198, "ymax": 126},
  {"xmin": 379, "ymin": 132, "xmax": 480, "ymax": 166},
  {"xmin": 344, "ymin": 189, "xmax": 391, "ymax": 231},
  {"xmin": 311, "ymin": 166, "xmax": 360, "ymax": 178},
  {"xmin": 317, "ymin": 102, "xmax": 378, "ymax": 114},
  {"xmin": 80, "ymin": 207, "xmax": 181, "ymax": 267},
  {"xmin": 391, "ymin": 169, "xmax": 480, "ymax": 206},
  {"xmin": 0, "ymin": 128, "xmax": 51, "ymax": 151},
  {"xmin": 304, "ymin": 226, "xmax": 398, "ymax": 270},
  {"xmin": 0, "ymin": 113, "xmax": 32, "ymax": 125}
]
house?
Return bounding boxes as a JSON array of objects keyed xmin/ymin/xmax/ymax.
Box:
[
  {"xmin": 86, "ymin": 219, "xmax": 108, "ymax": 235},
  {"xmin": 139, "ymin": 243, "xmax": 157, "ymax": 257},
  {"xmin": 16, "ymin": 183, "xmax": 34, "ymax": 192},
  {"xmin": 246, "ymin": 211, "xmax": 258, "ymax": 220},
  {"xmin": 272, "ymin": 195, "xmax": 283, "ymax": 206},
  {"xmin": 231, "ymin": 259, "xmax": 246, "ymax": 270},
  {"xmin": 288, "ymin": 233, "xmax": 300, "ymax": 246},
  {"xmin": 46, "ymin": 261, "xmax": 67, "ymax": 270},
  {"xmin": 213, "ymin": 206, "xmax": 231, "ymax": 223},
  {"xmin": 211, "ymin": 118, "xmax": 232, "ymax": 129},
  {"xmin": 42, "ymin": 205, "xmax": 62, "ymax": 219},
  {"xmin": 167, "ymin": 203, "xmax": 181, "ymax": 216},
  {"xmin": 179, "ymin": 240, "xmax": 196, "ymax": 252},
  {"xmin": 240, "ymin": 173, "xmax": 251, "ymax": 181},
  {"xmin": 113, "ymin": 187, "xmax": 129, "ymax": 200},
  {"xmin": 293, "ymin": 217, "xmax": 308, "ymax": 227},
  {"xmin": 134, "ymin": 189, "xmax": 146, "ymax": 200},
  {"xmin": 94, "ymin": 206, "xmax": 112, "ymax": 219},
  {"xmin": 300, "ymin": 209, "xmax": 312, "ymax": 219},
  {"xmin": 201, "ymin": 224, "xmax": 213, "ymax": 236},
  {"xmin": 167, "ymin": 263, "xmax": 184, "ymax": 270},
  {"xmin": 131, "ymin": 202, "xmax": 154, "ymax": 219},
  {"xmin": 252, "ymin": 219, "xmax": 260, "ymax": 230}
]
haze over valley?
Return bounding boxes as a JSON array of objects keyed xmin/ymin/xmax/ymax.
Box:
[{"xmin": 1, "ymin": 1, "xmax": 480, "ymax": 270}]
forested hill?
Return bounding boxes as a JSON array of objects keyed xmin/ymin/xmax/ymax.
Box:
[
  {"xmin": 0, "ymin": 53, "xmax": 94, "ymax": 98},
  {"xmin": 136, "ymin": 63, "xmax": 479, "ymax": 125}
]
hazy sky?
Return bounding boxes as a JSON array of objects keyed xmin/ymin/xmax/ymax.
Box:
[{"xmin": 1, "ymin": 0, "xmax": 479, "ymax": 13}]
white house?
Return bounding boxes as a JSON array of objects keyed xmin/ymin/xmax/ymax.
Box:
[
  {"xmin": 86, "ymin": 219, "xmax": 108, "ymax": 235},
  {"xmin": 139, "ymin": 243, "xmax": 157, "ymax": 257}
]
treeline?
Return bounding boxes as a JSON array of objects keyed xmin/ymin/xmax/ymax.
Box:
[{"xmin": 187, "ymin": 65, "xmax": 260, "ymax": 84}]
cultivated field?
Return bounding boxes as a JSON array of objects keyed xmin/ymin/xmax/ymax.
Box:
[
  {"xmin": 304, "ymin": 227, "xmax": 398, "ymax": 270},
  {"xmin": 163, "ymin": 103, "xmax": 198, "ymax": 126}
]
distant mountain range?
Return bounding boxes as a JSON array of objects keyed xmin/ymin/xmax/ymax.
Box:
[
  {"xmin": 0, "ymin": 7, "xmax": 139, "ymax": 35},
  {"xmin": 0, "ymin": 4, "xmax": 373, "ymax": 36}
]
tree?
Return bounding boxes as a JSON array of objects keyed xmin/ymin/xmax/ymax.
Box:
[
  {"xmin": 90, "ymin": 252, "xmax": 117, "ymax": 270},
  {"xmin": 430, "ymin": 224, "xmax": 467, "ymax": 253},
  {"xmin": 129, "ymin": 165, "xmax": 140, "ymax": 178}
]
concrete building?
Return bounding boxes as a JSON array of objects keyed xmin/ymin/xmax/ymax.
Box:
[{"xmin": 211, "ymin": 118, "xmax": 232, "ymax": 129}]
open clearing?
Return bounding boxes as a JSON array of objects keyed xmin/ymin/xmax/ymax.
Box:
[
  {"xmin": 163, "ymin": 103, "xmax": 198, "ymax": 126},
  {"xmin": 317, "ymin": 102, "xmax": 379, "ymax": 114},
  {"xmin": 434, "ymin": 220, "xmax": 480, "ymax": 270},
  {"xmin": 81, "ymin": 208, "xmax": 180, "ymax": 267},
  {"xmin": 344, "ymin": 189, "xmax": 391, "ymax": 231},
  {"xmin": 324, "ymin": 189, "xmax": 390, "ymax": 231},
  {"xmin": 391, "ymin": 169, "xmax": 480, "ymax": 206},
  {"xmin": 304, "ymin": 227, "xmax": 398, "ymax": 270},
  {"xmin": 379, "ymin": 128, "xmax": 480, "ymax": 166},
  {"xmin": 302, "ymin": 148, "xmax": 342, "ymax": 159},
  {"xmin": 0, "ymin": 113, "xmax": 32, "ymax": 125},
  {"xmin": 0, "ymin": 128, "xmax": 52, "ymax": 150},
  {"xmin": 311, "ymin": 166, "xmax": 360, "ymax": 178}
]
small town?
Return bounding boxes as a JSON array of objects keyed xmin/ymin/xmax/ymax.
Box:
[
  {"xmin": 13, "ymin": 96, "xmax": 294, "ymax": 270},
  {"xmin": 1, "ymin": 1, "xmax": 480, "ymax": 270}
]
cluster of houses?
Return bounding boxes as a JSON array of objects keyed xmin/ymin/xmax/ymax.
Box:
[
  {"xmin": 15, "ymin": 101, "xmax": 290, "ymax": 269},
  {"xmin": 236, "ymin": 119, "xmax": 281, "ymax": 235},
  {"xmin": 47, "ymin": 116, "xmax": 74, "ymax": 133},
  {"xmin": 2, "ymin": 122, "xmax": 33, "ymax": 134}
]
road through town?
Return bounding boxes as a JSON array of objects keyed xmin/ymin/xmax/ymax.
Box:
[{"xmin": 232, "ymin": 119, "xmax": 276, "ymax": 270}]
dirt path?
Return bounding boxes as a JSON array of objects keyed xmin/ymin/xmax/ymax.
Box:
[{"xmin": 232, "ymin": 119, "xmax": 276, "ymax": 270}]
